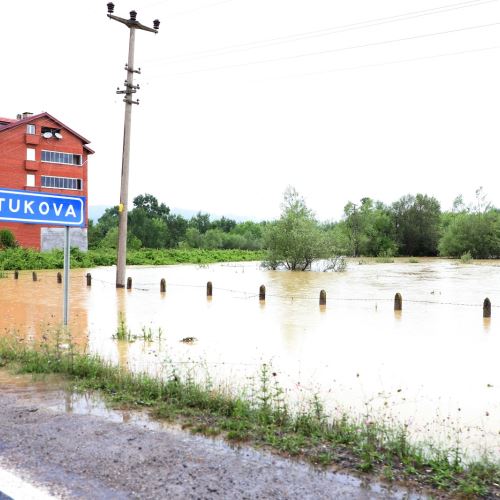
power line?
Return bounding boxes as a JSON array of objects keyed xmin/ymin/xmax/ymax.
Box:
[
  {"xmin": 150, "ymin": 21, "xmax": 500, "ymax": 78},
  {"xmin": 146, "ymin": 0, "xmax": 499, "ymax": 64},
  {"xmin": 274, "ymin": 44, "xmax": 500, "ymax": 80}
]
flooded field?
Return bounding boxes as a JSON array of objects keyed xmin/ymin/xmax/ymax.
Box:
[{"xmin": 1, "ymin": 258, "xmax": 499, "ymax": 458}]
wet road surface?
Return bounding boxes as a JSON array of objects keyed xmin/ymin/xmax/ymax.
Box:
[{"xmin": 0, "ymin": 371, "xmax": 429, "ymax": 499}]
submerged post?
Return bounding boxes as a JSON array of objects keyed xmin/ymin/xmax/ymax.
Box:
[
  {"xmin": 14, "ymin": 270, "xmax": 18, "ymax": 280},
  {"xmin": 483, "ymin": 298, "xmax": 491, "ymax": 318},
  {"xmin": 319, "ymin": 289, "xmax": 326, "ymax": 306},
  {"xmin": 127, "ymin": 277, "xmax": 132, "ymax": 290},
  {"xmin": 57, "ymin": 272, "xmax": 62, "ymax": 284},
  {"xmin": 160, "ymin": 278, "xmax": 166, "ymax": 293},
  {"xmin": 86, "ymin": 273, "xmax": 92, "ymax": 287},
  {"xmin": 394, "ymin": 293, "xmax": 402, "ymax": 311},
  {"xmin": 207, "ymin": 281, "xmax": 213, "ymax": 297},
  {"xmin": 32, "ymin": 272, "xmax": 37, "ymax": 282},
  {"xmin": 259, "ymin": 285, "xmax": 266, "ymax": 301}
]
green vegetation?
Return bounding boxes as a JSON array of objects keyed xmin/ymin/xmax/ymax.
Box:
[
  {"xmin": 263, "ymin": 187, "xmax": 339, "ymax": 270},
  {"xmin": 0, "ymin": 229, "xmax": 17, "ymax": 249},
  {"xmin": 4, "ymin": 186, "xmax": 500, "ymax": 267},
  {"xmin": 88, "ymin": 193, "xmax": 266, "ymax": 252},
  {"xmin": 0, "ymin": 335, "xmax": 498, "ymax": 498},
  {"xmin": 0, "ymin": 247, "xmax": 265, "ymax": 271}
]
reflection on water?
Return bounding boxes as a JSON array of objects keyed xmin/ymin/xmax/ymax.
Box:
[{"xmin": 0, "ymin": 259, "xmax": 499, "ymax": 457}]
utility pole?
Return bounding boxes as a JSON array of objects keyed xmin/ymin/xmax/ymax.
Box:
[{"xmin": 107, "ymin": 2, "xmax": 159, "ymax": 287}]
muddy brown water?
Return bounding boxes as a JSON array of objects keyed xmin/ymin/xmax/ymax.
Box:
[{"xmin": 1, "ymin": 259, "xmax": 499, "ymax": 458}]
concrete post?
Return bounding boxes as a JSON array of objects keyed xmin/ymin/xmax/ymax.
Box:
[
  {"xmin": 319, "ymin": 290, "xmax": 326, "ymax": 306},
  {"xmin": 394, "ymin": 293, "xmax": 402, "ymax": 311},
  {"xmin": 483, "ymin": 298, "xmax": 491, "ymax": 318},
  {"xmin": 259, "ymin": 285, "xmax": 266, "ymax": 301}
]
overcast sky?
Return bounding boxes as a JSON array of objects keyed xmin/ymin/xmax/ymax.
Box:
[{"xmin": 2, "ymin": 0, "xmax": 500, "ymax": 221}]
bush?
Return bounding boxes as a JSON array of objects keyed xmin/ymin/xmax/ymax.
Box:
[{"xmin": 0, "ymin": 229, "xmax": 17, "ymax": 249}]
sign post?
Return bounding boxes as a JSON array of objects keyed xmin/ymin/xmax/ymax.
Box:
[
  {"xmin": 63, "ymin": 226, "xmax": 70, "ymax": 326},
  {"xmin": 0, "ymin": 188, "xmax": 85, "ymax": 328}
]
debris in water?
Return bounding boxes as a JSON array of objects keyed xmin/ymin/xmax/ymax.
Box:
[{"xmin": 180, "ymin": 337, "xmax": 197, "ymax": 344}]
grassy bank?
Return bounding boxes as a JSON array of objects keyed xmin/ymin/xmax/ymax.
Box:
[
  {"xmin": 0, "ymin": 338, "xmax": 498, "ymax": 498},
  {"xmin": 0, "ymin": 247, "xmax": 265, "ymax": 270}
]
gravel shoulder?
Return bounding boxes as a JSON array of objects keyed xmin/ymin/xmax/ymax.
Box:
[{"xmin": 0, "ymin": 371, "xmax": 429, "ymax": 499}]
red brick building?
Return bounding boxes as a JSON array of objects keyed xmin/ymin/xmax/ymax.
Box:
[{"xmin": 0, "ymin": 112, "xmax": 93, "ymax": 250}]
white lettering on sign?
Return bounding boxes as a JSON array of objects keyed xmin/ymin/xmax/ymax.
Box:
[
  {"xmin": 8, "ymin": 199, "xmax": 20, "ymax": 213},
  {"xmin": 65, "ymin": 205, "xmax": 76, "ymax": 218},
  {"xmin": 24, "ymin": 201, "xmax": 35, "ymax": 214},
  {"xmin": 39, "ymin": 202, "xmax": 50, "ymax": 215}
]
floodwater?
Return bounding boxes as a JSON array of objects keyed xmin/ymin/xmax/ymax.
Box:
[{"xmin": 1, "ymin": 258, "xmax": 499, "ymax": 458}]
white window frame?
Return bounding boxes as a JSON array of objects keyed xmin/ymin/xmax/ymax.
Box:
[
  {"xmin": 26, "ymin": 124, "xmax": 36, "ymax": 135},
  {"xmin": 41, "ymin": 175, "xmax": 83, "ymax": 191},
  {"xmin": 41, "ymin": 150, "xmax": 82, "ymax": 166},
  {"xmin": 26, "ymin": 174, "xmax": 35, "ymax": 187},
  {"xmin": 26, "ymin": 148, "xmax": 35, "ymax": 161}
]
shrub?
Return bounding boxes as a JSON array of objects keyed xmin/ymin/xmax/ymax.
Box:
[{"xmin": 0, "ymin": 229, "xmax": 17, "ymax": 249}]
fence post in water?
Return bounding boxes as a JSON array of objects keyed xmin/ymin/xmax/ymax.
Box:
[
  {"xmin": 14, "ymin": 270, "xmax": 18, "ymax": 280},
  {"xmin": 483, "ymin": 298, "xmax": 491, "ymax": 318},
  {"xmin": 207, "ymin": 281, "xmax": 213, "ymax": 298},
  {"xmin": 319, "ymin": 289, "xmax": 326, "ymax": 306},
  {"xmin": 32, "ymin": 272, "xmax": 37, "ymax": 282},
  {"xmin": 86, "ymin": 273, "xmax": 92, "ymax": 287},
  {"xmin": 259, "ymin": 285, "xmax": 266, "ymax": 301},
  {"xmin": 160, "ymin": 278, "xmax": 166, "ymax": 293},
  {"xmin": 127, "ymin": 277, "xmax": 132, "ymax": 290},
  {"xmin": 394, "ymin": 293, "xmax": 402, "ymax": 311},
  {"xmin": 57, "ymin": 272, "xmax": 62, "ymax": 284}
]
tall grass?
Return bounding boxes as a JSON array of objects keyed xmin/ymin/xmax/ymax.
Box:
[{"xmin": 0, "ymin": 335, "xmax": 498, "ymax": 498}]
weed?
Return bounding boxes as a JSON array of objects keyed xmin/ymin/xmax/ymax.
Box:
[{"xmin": 460, "ymin": 251, "xmax": 473, "ymax": 264}]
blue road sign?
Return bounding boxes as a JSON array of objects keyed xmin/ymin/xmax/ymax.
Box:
[{"xmin": 0, "ymin": 188, "xmax": 85, "ymax": 227}]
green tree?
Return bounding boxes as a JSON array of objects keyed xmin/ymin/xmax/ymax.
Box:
[
  {"xmin": 263, "ymin": 187, "xmax": 329, "ymax": 270},
  {"xmin": 189, "ymin": 212, "xmax": 211, "ymax": 234},
  {"xmin": 391, "ymin": 194, "xmax": 441, "ymax": 256}
]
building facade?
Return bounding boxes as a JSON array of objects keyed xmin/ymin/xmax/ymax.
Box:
[{"xmin": 0, "ymin": 112, "xmax": 93, "ymax": 250}]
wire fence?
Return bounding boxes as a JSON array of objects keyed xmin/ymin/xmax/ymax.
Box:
[{"xmin": 3, "ymin": 269, "xmax": 498, "ymax": 310}]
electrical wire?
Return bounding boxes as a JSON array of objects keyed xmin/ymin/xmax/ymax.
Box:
[
  {"xmin": 146, "ymin": 0, "xmax": 499, "ymax": 64},
  {"xmin": 150, "ymin": 21, "xmax": 500, "ymax": 78},
  {"xmin": 272, "ymin": 44, "xmax": 500, "ymax": 80}
]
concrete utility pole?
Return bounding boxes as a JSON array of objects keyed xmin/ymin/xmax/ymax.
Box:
[{"xmin": 107, "ymin": 2, "xmax": 159, "ymax": 288}]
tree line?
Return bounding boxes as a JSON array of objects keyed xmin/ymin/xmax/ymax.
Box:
[
  {"xmin": 88, "ymin": 194, "xmax": 267, "ymax": 252},
  {"xmin": 83, "ymin": 187, "xmax": 500, "ymax": 262}
]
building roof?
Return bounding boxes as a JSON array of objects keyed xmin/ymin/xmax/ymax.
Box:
[{"xmin": 0, "ymin": 112, "xmax": 94, "ymax": 154}]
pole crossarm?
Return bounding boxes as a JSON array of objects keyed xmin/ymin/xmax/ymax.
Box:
[{"xmin": 107, "ymin": 14, "xmax": 158, "ymax": 33}]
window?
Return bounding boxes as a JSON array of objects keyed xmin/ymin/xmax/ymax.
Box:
[
  {"xmin": 26, "ymin": 148, "xmax": 35, "ymax": 161},
  {"xmin": 41, "ymin": 176, "xmax": 82, "ymax": 190},
  {"xmin": 26, "ymin": 124, "xmax": 36, "ymax": 135},
  {"xmin": 26, "ymin": 174, "xmax": 35, "ymax": 187},
  {"xmin": 41, "ymin": 150, "xmax": 82, "ymax": 166}
]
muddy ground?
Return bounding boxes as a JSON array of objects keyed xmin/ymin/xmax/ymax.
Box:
[{"xmin": 0, "ymin": 371, "xmax": 430, "ymax": 499}]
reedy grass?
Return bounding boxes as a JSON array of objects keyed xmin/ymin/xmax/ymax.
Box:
[{"xmin": 0, "ymin": 336, "xmax": 498, "ymax": 498}]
